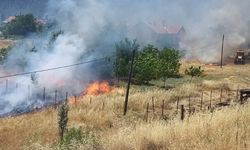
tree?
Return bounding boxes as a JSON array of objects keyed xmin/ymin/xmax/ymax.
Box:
[
  {"xmin": 113, "ymin": 38, "xmax": 139, "ymax": 85},
  {"xmin": 1, "ymin": 14, "xmax": 40, "ymax": 36},
  {"xmin": 185, "ymin": 66, "xmax": 204, "ymax": 81},
  {"xmin": 58, "ymin": 102, "xmax": 69, "ymax": 141},
  {"xmin": 158, "ymin": 48, "xmax": 181, "ymax": 87},
  {"xmin": 134, "ymin": 45, "xmax": 160, "ymax": 84},
  {"xmin": 0, "ymin": 46, "xmax": 10, "ymax": 62}
]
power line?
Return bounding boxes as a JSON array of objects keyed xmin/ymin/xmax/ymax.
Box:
[{"xmin": 0, "ymin": 56, "xmax": 114, "ymax": 79}]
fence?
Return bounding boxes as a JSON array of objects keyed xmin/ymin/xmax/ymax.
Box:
[{"xmin": 143, "ymin": 88, "xmax": 243, "ymax": 122}]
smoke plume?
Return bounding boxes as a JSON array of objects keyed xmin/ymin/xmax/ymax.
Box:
[{"xmin": 0, "ymin": 0, "xmax": 250, "ymax": 115}]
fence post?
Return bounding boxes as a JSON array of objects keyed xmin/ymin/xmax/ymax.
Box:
[
  {"xmin": 5, "ymin": 79, "xmax": 8, "ymax": 93},
  {"xmin": 152, "ymin": 97, "xmax": 155, "ymax": 114},
  {"xmin": 181, "ymin": 105, "xmax": 185, "ymax": 121},
  {"xmin": 54, "ymin": 90, "xmax": 57, "ymax": 108},
  {"xmin": 75, "ymin": 95, "xmax": 77, "ymax": 105},
  {"xmin": 28, "ymin": 85, "xmax": 30, "ymax": 101},
  {"xmin": 177, "ymin": 97, "xmax": 179, "ymax": 111},
  {"xmin": 161, "ymin": 100, "xmax": 165, "ymax": 117},
  {"xmin": 146, "ymin": 103, "xmax": 149, "ymax": 122},
  {"xmin": 102, "ymin": 101, "xmax": 105, "ymax": 110},
  {"xmin": 65, "ymin": 92, "xmax": 68, "ymax": 103},
  {"xmin": 209, "ymin": 90, "xmax": 212, "ymax": 109},
  {"xmin": 43, "ymin": 87, "xmax": 46, "ymax": 102},
  {"xmin": 188, "ymin": 95, "xmax": 191, "ymax": 114},
  {"xmin": 90, "ymin": 97, "xmax": 92, "ymax": 104},
  {"xmin": 236, "ymin": 88, "xmax": 239, "ymax": 101},
  {"xmin": 220, "ymin": 88, "xmax": 222, "ymax": 103},
  {"xmin": 200, "ymin": 91, "xmax": 203, "ymax": 110}
]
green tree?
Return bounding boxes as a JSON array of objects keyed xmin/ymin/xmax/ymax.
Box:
[
  {"xmin": 0, "ymin": 46, "xmax": 10, "ymax": 62},
  {"xmin": 58, "ymin": 102, "xmax": 69, "ymax": 141},
  {"xmin": 185, "ymin": 66, "xmax": 204, "ymax": 81},
  {"xmin": 113, "ymin": 38, "xmax": 139, "ymax": 85},
  {"xmin": 158, "ymin": 48, "xmax": 181, "ymax": 87},
  {"xmin": 1, "ymin": 14, "xmax": 40, "ymax": 36},
  {"xmin": 134, "ymin": 45, "xmax": 160, "ymax": 84}
]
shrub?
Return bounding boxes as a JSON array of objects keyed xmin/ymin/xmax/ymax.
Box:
[
  {"xmin": 60, "ymin": 127, "xmax": 99, "ymax": 149},
  {"xmin": 185, "ymin": 66, "xmax": 204, "ymax": 81},
  {"xmin": 58, "ymin": 102, "xmax": 69, "ymax": 141},
  {"xmin": 0, "ymin": 46, "xmax": 10, "ymax": 62}
]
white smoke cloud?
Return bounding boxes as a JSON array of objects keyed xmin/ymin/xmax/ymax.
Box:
[{"xmin": 1, "ymin": 0, "xmax": 250, "ymax": 115}]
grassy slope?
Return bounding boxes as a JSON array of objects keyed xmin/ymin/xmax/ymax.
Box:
[{"xmin": 0, "ymin": 61, "xmax": 250, "ymax": 150}]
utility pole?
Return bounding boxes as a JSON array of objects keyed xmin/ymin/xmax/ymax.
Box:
[
  {"xmin": 220, "ymin": 34, "xmax": 225, "ymax": 68},
  {"xmin": 123, "ymin": 49, "xmax": 136, "ymax": 115}
]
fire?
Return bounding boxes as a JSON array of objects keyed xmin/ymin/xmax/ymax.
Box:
[
  {"xmin": 82, "ymin": 81, "xmax": 112, "ymax": 96},
  {"xmin": 68, "ymin": 81, "xmax": 112, "ymax": 105}
]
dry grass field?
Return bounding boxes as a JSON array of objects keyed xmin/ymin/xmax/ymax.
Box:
[
  {"xmin": 0, "ymin": 40, "xmax": 13, "ymax": 49},
  {"xmin": 1, "ymin": 61, "xmax": 250, "ymax": 150}
]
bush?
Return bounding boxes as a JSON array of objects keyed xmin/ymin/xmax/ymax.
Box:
[
  {"xmin": 58, "ymin": 102, "xmax": 69, "ymax": 141},
  {"xmin": 185, "ymin": 66, "xmax": 204, "ymax": 81},
  {"xmin": 60, "ymin": 127, "xmax": 99, "ymax": 149},
  {"xmin": 0, "ymin": 14, "xmax": 41, "ymax": 36},
  {"xmin": 0, "ymin": 46, "xmax": 10, "ymax": 62}
]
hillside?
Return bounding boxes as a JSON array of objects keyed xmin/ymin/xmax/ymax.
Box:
[{"xmin": 0, "ymin": 62, "xmax": 250, "ymax": 150}]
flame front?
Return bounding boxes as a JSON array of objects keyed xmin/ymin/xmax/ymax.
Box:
[
  {"xmin": 68, "ymin": 81, "xmax": 112, "ymax": 105},
  {"xmin": 83, "ymin": 81, "xmax": 112, "ymax": 96}
]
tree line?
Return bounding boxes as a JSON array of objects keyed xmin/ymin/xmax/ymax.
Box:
[{"xmin": 114, "ymin": 38, "xmax": 181, "ymax": 85}]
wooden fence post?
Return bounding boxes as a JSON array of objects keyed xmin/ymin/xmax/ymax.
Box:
[
  {"xmin": 209, "ymin": 90, "xmax": 212, "ymax": 109},
  {"xmin": 152, "ymin": 97, "xmax": 155, "ymax": 114},
  {"xmin": 75, "ymin": 95, "xmax": 77, "ymax": 105},
  {"xmin": 161, "ymin": 100, "xmax": 165, "ymax": 117},
  {"xmin": 102, "ymin": 101, "xmax": 105, "ymax": 110},
  {"xmin": 54, "ymin": 90, "xmax": 57, "ymax": 108},
  {"xmin": 177, "ymin": 97, "xmax": 179, "ymax": 111},
  {"xmin": 181, "ymin": 105, "xmax": 185, "ymax": 121},
  {"xmin": 146, "ymin": 103, "xmax": 149, "ymax": 122},
  {"xmin": 28, "ymin": 85, "xmax": 30, "ymax": 101},
  {"xmin": 236, "ymin": 88, "xmax": 239, "ymax": 101},
  {"xmin": 65, "ymin": 92, "xmax": 68, "ymax": 103},
  {"xmin": 200, "ymin": 91, "xmax": 203, "ymax": 110},
  {"xmin": 220, "ymin": 88, "xmax": 222, "ymax": 103},
  {"xmin": 188, "ymin": 95, "xmax": 191, "ymax": 114},
  {"xmin": 5, "ymin": 79, "xmax": 8, "ymax": 93},
  {"xmin": 43, "ymin": 87, "xmax": 46, "ymax": 101}
]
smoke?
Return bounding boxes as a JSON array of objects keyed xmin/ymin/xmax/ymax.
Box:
[{"xmin": 1, "ymin": 0, "xmax": 250, "ymax": 116}]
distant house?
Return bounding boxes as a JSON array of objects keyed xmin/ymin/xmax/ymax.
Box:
[{"xmin": 130, "ymin": 21, "xmax": 185, "ymax": 49}]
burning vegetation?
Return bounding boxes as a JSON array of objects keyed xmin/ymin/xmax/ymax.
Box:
[
  {"xmin": 82, "ymin": 81, "xmax": 112, "ymax": 96},
  {"xmin": 68, "ymin": 81, "xmax": 112, "ymax": 105}
]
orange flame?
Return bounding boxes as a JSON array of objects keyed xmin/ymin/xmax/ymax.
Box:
[
  {"xmin": 82, "ymin": 81, "xmax": 112, "ymax": 96},
  {"xmin": 68, "ymin": 81, "xmax": 112, "ymax": 105}
]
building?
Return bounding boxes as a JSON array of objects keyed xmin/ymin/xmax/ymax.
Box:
[{"xmin": 130, "ymin": 21, "xmax": 185, "ymax": 49}]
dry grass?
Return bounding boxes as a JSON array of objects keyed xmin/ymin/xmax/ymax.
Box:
[
  {"xmin": 1, "ymin": 62, "xmax": 250, "ymax": 149},
  {"xmin": 0, "ymin": 40, "xmax": 13, "ymax": 49},
  {"xmin": 103, "ymin": 103, "xmax": 250, "ymax": 150}
]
